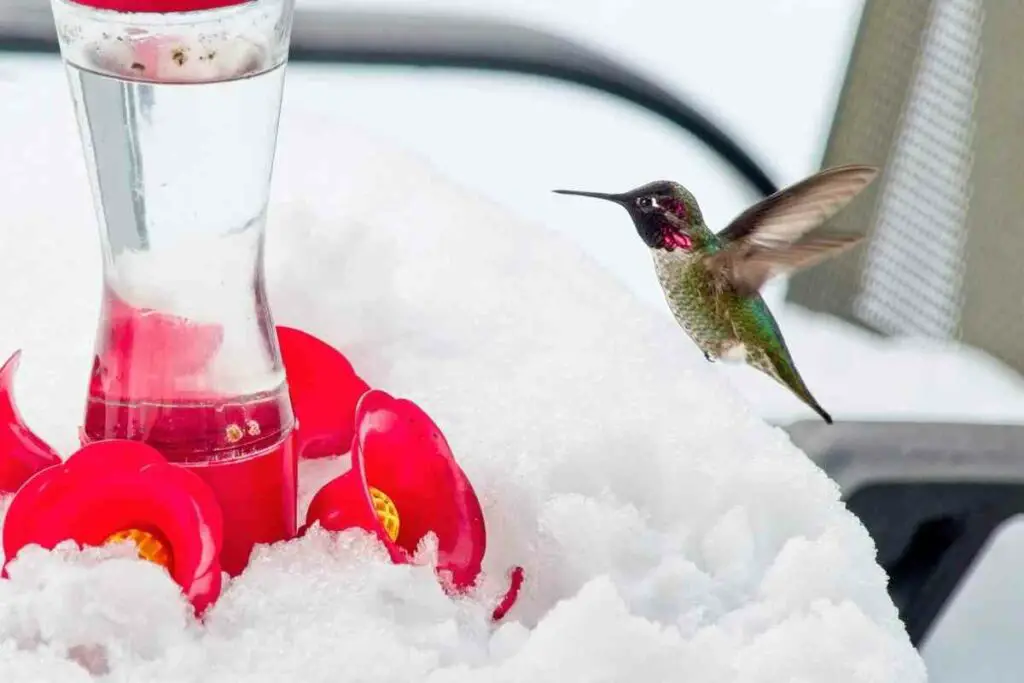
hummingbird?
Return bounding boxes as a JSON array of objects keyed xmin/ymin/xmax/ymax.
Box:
[{"xmin": 554, "ymin": 164, "xmax": 879, "ymax": 424}]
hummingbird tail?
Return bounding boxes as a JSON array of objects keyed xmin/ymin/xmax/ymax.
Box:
[
  {"xmin": 808, "ymin": 399, "xmax": 833, "ymax": 425},
  {"xmin": 756, "ymin": 348, "xmax": 834, "ymax": 425},
  {"xmin": 783, "ymin": 376, "xmax": 833, "ymax": 425},
  {"xmin": 791, "ymin": 383, "xmax": 833, "ymax": 424}
]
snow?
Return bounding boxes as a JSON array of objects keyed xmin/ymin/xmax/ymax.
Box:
[{"xmin": 0, "ymin": 55, "xmax": 928, "ymax": 681}]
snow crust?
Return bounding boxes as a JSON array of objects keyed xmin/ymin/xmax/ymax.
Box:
[{"xmin": 0, "ymin": 57, "xmax": 925, "ymax": 682}]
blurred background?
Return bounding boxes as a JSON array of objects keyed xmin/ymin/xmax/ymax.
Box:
[{"xmin": 2, "ymin": 0, "xmax": 1023, "ymax": 680}]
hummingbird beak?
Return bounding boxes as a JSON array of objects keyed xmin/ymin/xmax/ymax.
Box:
[{"xmin": 552, "ymin": 189, "xmax": 628, "ymax": 204}]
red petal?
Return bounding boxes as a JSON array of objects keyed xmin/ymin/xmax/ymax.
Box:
[
  {"xmin": 304, "ymin": 390, "xmax": 487, "ymax": 588},
  {"xmin": 0, "ymin": 351, "xmax": 61, "ymax": 495},
  {"xmin": 491, "ymin": 565, "xmax": 525, "ymax": 622},
  {"xmin": 277, "ymin": 326, "xmax": 370, "ymax": 460},
  {"xmin": 1, "ymin": 441, "xmax": 224, "ymax": 615},
  {"xmin": 356, "ymin": 390, "xmax": 486, "ymax": 591},
  {"xmin": 303, "ymin": 427, "xmax": 409, "ymax": 565},
  {"xmin": 302, "ymin": 389, "xmax": 528, "ymax": 613}
]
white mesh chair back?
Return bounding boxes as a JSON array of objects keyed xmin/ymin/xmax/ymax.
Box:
[{"xmin": 787, "ymin": 0, "xmax": 1024, "ymax": 373}]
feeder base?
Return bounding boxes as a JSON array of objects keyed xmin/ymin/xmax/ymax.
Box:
[{"xmin": 178, "ymin": 435, "xmax": 297, "ymax": 576}]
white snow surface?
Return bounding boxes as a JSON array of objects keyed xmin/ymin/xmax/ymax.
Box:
[{"xmin": 0, "ymin": 57, "xmax": 927, "ymax": 681}]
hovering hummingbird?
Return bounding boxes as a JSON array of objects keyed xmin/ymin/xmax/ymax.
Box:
[{"xmin": 554, "ymin": 164, "xmax": 878, "ymax": 424}]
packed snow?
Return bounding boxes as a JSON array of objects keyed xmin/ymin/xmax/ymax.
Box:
[
  {"xmin": 235, "ymin": 8, "xmax": 1024, "ymax": 679},
  {"xmin": 0, "ymin": 56, "xmax": 928, "ymax": 681}
]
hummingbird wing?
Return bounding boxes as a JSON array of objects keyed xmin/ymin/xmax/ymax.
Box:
[
  {"xmin": 716, "ymin": 164, "xmax": 879, "ymax": 247},
  {"xmin": 705, "ymin": 164, "xmax": 878, "ymax": 297},
  {"xmin": 709, "ymin": 234, "xmax": 863, "ymax": 297}
]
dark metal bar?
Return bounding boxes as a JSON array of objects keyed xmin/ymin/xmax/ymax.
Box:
[{"xmin": 0, "ymin": 5, "xmax": 779, "ymax": 197}]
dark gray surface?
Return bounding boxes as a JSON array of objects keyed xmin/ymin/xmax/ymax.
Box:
[{"xmin": 787, "ymin": 420, "xmax": 1024, "ymax": 647}]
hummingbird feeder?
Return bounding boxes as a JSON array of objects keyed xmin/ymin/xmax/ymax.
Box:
[{"xmin": 0, "ymin": 0, "xmax": 522, "ymax": 621}]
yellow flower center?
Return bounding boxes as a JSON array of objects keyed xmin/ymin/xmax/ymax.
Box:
[
  {"xmin": 369, "ymin": 486, "xmax": 400, "ymax": 542},
  {"xmin": 106, "ymin": 528, "xmax": 173, "ymax": 570}
]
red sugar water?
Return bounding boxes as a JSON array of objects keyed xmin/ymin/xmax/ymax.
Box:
[{"xmin": 82, "ymin": 291, "xmax": 297, "ymax": 575}]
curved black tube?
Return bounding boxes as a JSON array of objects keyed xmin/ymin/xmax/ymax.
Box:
[
  {"xmin": 0, "ymin": 6, "xmax": 778, "ymax": 196},
  {"xmin": 285, "ymin": 10, "xmax": 779, "ymax": 197}
]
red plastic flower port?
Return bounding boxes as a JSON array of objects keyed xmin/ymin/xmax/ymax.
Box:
[
  {"xmin": 2, "ymin": 440, "xmax": 224, "ymax": 615},
  {"xmin": 277, "ymin": 326, "xmax": 370, "ymax": 460},
  {"xmin": 304, "ymin": 389, "xmax": 523, "ymax": 620},
  {"xmin": 0, "ymin": 351, "xmax": 61, "ymax": 495}
]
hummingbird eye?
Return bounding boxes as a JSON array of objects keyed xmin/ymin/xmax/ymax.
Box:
[{"xmin": 637, "ymin": 196, "xmax": 658, "ymax": 210}]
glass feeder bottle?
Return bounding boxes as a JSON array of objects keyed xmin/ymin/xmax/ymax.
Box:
[{"xmin": 50, "ymin": 0, "xmax": 298, "ymax": 576}]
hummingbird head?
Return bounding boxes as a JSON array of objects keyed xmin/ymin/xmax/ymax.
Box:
[{"xmin": 553, "ymin": 180, "xmax": 703, "ymax": 251}]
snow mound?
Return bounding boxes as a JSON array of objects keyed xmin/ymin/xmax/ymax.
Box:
[{"xmin": 0, "ymin": 57, "xmax": 926, "ymax": 682}]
